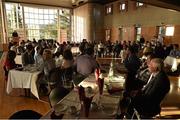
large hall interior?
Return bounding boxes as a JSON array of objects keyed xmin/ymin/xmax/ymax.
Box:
[{"xmin": 0, "ymin": 0, "xmax": 180, "ymax": 119}]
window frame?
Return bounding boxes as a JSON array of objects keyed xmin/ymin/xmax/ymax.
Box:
[
  {"xmin": 119, "ymin": 1, "xmax": 128, "ymax": 12},
  {"xmin": 105, "ymin": 4, "xmax": 113, "ymax": 15},
  {"xmin": 165, "ymin": 26, "xmax": 174, "ymax": 36},
  {"xmin": 136, "ymin": 2, "xmax": 146, "ymax": 8},
  {"xmin": 135, "ymin": 26, "xmax": 141, "ymax": 41}
]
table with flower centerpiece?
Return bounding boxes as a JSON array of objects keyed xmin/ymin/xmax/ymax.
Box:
[{"xmin": 42, "ymin": 70, "xmax": 126, "ymax": 119}]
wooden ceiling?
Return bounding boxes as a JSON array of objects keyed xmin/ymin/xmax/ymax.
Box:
[{"xmin": 4, "ymin": 0, "xmax": 180, "ymax": 11}]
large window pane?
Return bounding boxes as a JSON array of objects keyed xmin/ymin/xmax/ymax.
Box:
[
  {"xmin": 6, "ymin": 3, "xmax": 71, "ymax": 41},
  {"xmin": 5, "ymin": 3, "xmax": 23, "ymax": 39}
]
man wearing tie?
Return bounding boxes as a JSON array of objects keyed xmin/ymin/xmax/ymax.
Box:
[{"xmin": 117, "ymin": 58, "xmax": 170, "ymax": 118}]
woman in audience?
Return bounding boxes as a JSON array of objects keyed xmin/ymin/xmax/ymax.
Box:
[
  {"xmin": 39, "ymin": 49, "xmax": 56, "ymax": 94},
  {"xmin": 3, "ymin": 50, "xmax": 17, "ymax": 81},
  {"xmin": 42, "ymin": 49, "xmax": 56, "ymax": 79}
]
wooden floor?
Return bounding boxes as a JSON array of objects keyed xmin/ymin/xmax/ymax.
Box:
[{"xmin": 0, "ymin": 53, "xmax": 180, "ymax": 119}]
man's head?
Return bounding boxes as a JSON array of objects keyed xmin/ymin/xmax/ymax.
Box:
[
  {"xmin": 42, "ymin": 49, "xmax": 52, "ymax": 60},
  {"xmin": 148, "ymin": 58, "xmax": 164, "ymax": 73}
]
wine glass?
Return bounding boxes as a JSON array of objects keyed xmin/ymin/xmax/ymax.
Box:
[{"xmin": 97, "ymin": 78, "xmax": 104, "ymax": 110}]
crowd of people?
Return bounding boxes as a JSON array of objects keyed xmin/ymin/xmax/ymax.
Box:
[{"xmin": 3, "ymin": 37, "xmax": 180, "ymax": 118}]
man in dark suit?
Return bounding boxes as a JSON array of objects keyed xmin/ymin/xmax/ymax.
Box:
[{"xmin": 117, "ymin": 58, "xmax": 170, "ymax": 118}]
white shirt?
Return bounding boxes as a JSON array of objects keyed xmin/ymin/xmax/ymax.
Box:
[{"xmin": 142, "ymin": 72, "xmax": 159, "ymax": 91}]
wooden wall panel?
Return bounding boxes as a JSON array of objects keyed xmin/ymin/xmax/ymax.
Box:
[{"xmin": 141, "ymin": 27, "xmax": 156, "ymax": 41}]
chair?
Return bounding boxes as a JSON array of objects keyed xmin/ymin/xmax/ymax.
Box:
[
  {"xmin": 9, "ymin": 110, "xmax": 42, "ymax": 119},
  {"xmin": 49, "ymin": 87, "xmax": 70, "ymax": 107}
]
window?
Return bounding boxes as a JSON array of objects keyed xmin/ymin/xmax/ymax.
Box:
[
  {"xmin": 24, "ymin": 6, "xmax": 58, "ymax": 40},
  {"xmin": 136, "ymin": 2, "xmax": 144, "ymax": 7},
  {"xmin": 5, "ymin": 3, "xmax": 71, "ymax": 41},
  {"xmin": 5, "ymin": 3, "xmax": 23, "ymax": 38},
  {"xmin": 119, "ymin": 2, "xmax": 127, "ymax": 11},
  {"xmin": 105, "ymin": 5, "xmax": 113, "ymax": 15},
  {"xmin": 105, "ymin": 29, "xmax": 111, "ymax": 41},
  {"xmin": 73, "ymin": 16, "xmax": 85, "ymax": 42},
  {"xmin": 165, "ymin": 26, "xmax": 174, "ymax": 36},
  {"xmin": 135, "ymin": 27, "xmax": 141, "ymax": 41}
]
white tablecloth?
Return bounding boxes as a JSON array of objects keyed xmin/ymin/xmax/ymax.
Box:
[
  {"xmin": 164, "ymin": 56, "xmax": 180, "ymax": 72},
  {"xmin": 15, "ymin": 55, "xmax": 22, "ymax": 65},
  {"xmin": 42, "ymin": 73, "xmax": 125, "ymax": 119},
  {"xmin": 7, "ymin": 69, "xmax": 41, "ymax": 99}
]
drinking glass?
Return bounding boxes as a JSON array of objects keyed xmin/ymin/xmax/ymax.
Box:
[{"xmin": 97, "ymin": 78, "xmax": 104, "ymax": 110}]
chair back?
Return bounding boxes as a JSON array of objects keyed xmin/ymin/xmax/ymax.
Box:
[
  {"xmin": 49, "ymin": 87, "xmax": 70, "ymax": 107},
  {"xmin": 9, "ymin": 110, "xmax": 42, "ymax": 119}
]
